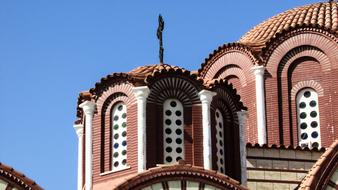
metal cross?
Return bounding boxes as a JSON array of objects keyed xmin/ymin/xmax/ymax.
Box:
[{"xmin": 157, "ymin": 14, "xmax": 164, "ymax": 64}]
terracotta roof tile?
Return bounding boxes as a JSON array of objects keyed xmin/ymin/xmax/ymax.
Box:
[
  {"xmin": 239, "ymin": 2, "xmax": 338, "ymax": 49},
  {"xmin": 246, "ymin": 142, "xmax": 326, "ymax": 151},
  {"xmin": 128, "ymin": 64, "xmax": 190, "ymax": 80},
  {"xmin": 0, "ymin": 162, "xmax": 43, "ymax": 190},
  {"xmin": 115, "ymin": 162, "xmax": 248, "ymax": 190}
]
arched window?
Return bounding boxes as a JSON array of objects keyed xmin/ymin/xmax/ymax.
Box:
[
  {"xmin": 163, "ymin": 99, "xmax": 184, "ymax": 164},
  {"xmin": 215, "ymin": 109, "xmax": 225, "ymax": 173},
  {"xmin": 111, "ymin": 102, "xmax": 128, "ymax": 171},
  {"xmin": 296, "ymin": 88, "xmax": 321, "ymax": 148}
]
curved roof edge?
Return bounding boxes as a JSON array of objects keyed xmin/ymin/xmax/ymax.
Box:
[
  {"xmin": 0, "ymin": 162, "xmax": 43, "ymax": 190},
  {"xmin": 299, "ymin": 140, "xmax": 338, "ymax": 190},
  {"xmin": 114, "ymin": 161, "xmax": 248, "ymax": 190},
  {"xmin": 246, "ymin": 142, "xmax": 326, "ymax": 152},
  {"xmin": 205, "ymin": 78, "xmax": 247, "ymax": 111},
  {"xmin": 260, "ymin": 26, "xmax": 338, "ymax": 61},
  {"xmin": 198, "ymin": 43, "xmax": 260, "ymax": 79}
]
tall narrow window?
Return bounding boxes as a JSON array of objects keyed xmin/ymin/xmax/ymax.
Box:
[
  {"xmin": 163, "ymin": 99, "xmax": 184, "ymax": 164},
  {"xmin": 296, "ymin": 88, "xmax": 321, "ymax": 148},
  {"xmin": 111, "ymin": 102, "xmax": 128, "ymax": 171},
  {"xmin": 215, "ymin": 109, "xmax": 225, "ymax": 173}
]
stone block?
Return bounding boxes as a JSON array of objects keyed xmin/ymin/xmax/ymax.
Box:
[
  {"xmin": 248, "ymin": 170, "xmax": 264, "ymax": 179},
  {"xmin": 247, "ymin": 148, "xmax": 263, "ymax": 157},
  {"xmin": 263, "ymin": 149, "xmax": 280, "ymax": 158},
  {"xmin": 280, "ymin": 149, "xmax": 296, "ymax": 159},
  {"xmin": 273, "ymin": 183, "xmax": 290, "ymax": 190},
  {"xmin": 295, "ymin": 150, "xmax": 311, "ymax": 159},
  {"xmin": 247, "ymin": 182, "xmax": 256, "ymax": 190},
  {"xmin": 288, "ymin": 161, "xmax": 305, "ymax": 170},
  {"xmin": 280, "ymin": 172, "xmax": 297, "ymax": 181},
  {"xmin": 247, "ymin": 159, "xmax": 257, "ymax": 168},
  {"xmin": 256, "ymin": 182, "xmax": 273, "ymax": 190},
  {"xmin": 272, "ymin": 160, "xmax": 288, "ymax": 169},
  {"xmin": 264, "ymin": 171, "xmax": 281, "ymax": 180},
  {"xmin": 256, "ymin": 159, "xmax": 272, "ymax": 168},
  {"xmin": 311, "ymin": 152, "xmax": 323, "ymax": 160}
]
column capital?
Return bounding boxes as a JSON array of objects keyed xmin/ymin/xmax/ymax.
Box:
[
  {"xmin": 79, "ymin": 101, "xmax": 96, "ymax": 116},
  {"xmin": 198, "ymin": 90, "xmax": 217, "ymax": 104},
  {"xmin": 73, "ymin": 124, "xmax": 84, "ymax": 137},
  {"xmin": 133, "ymin": 86, "xmax": 150, "ymax": 100},
  {"xmin": 236, "ymin": 110, "xmax": 248, "ymax": 118},
  {"xmin": 252, "ymin": 65, "xmax": 265, "ymax": 76}
]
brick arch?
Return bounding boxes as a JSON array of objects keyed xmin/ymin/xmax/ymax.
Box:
[
  {"xmin": 203, "ymin": 51, "xmax": 255, "ymax": 83},
  {"xmin": 215, "ymin": 65, "xmax": 247, "ymax": 87},
  {"xmin": 225, "ymin": 75, "xmax": 240, "ymax": 83},
  {"xmin": 101, "ymin": 93, "xmax": 128, "ymax": 115},
  {"xmin": 278, "ymin": 46, "xmax": 331, "ymax": 78},
  {"xmin": 146, "ymin": 76, "xmax": 202, "ymax": 167},
  {"xmin": 92, "ymin": 82, "xmax": 138, "ymax": 176},
  {"xmin": 289, "ymin": 79, "xmax": 327, "ymax": 147},
  {"xmin": 115, "ymin": 163, "xmax": 247, "ymax": 190},
  {"xmin": 264, "ymin": 34, "xmax": 336, "ymax": 145},
  {"xmin": 265, "ymin": 31, "xmax": 338, "ymax": 74},
  {"xmin": 211, "ymin": 85, "xmax": 245, "ymax": 116},
  {"xmin": 99, "ymin": 92, "xmax": 132, "ymax": 173},
  {"xmin": 96, "ymin": 82, "xmax": 136, "ymax": 112},
  {"xmin": 291, "ymin": 80, "xmax": 324, "ymax": 100},
  {"xmin": 210, "ymin": 97, "xmax": 241, "ymax": 182},
  {"xmin": 147, "ymin": 77, "xmax": 201, "ymax": 106}
]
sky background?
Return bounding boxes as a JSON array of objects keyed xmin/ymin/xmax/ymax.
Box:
[{"xmin": 0, "ymin": 0, "xmax": 319, "ymax": 189}]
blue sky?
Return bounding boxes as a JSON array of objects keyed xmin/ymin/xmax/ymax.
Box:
[{"xmin": 0, "ymin": 1, "xmax": 319, "ymax": 189}]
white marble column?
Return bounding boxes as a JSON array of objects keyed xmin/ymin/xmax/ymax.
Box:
[
  {"xmin": 237, "ymin": 110, "xmax": 248, "ymax": 186},
  {"xmin": 252, "ymin": 65, "xmax": 267, "ymax": 145},
  {"xmin": 74, "ymin": 124, "xmax": 84, "ymax": 190},
  {"xmin": 79, "ymin": 101, "xmax": 96, "ymax": 190},
  {"xmin": 132, "ymin": 86, "xmax": 150, "ymax": 173},
  {"xmin": 198, "ymin": 90, "xmax": 217, "ymax": 170}
]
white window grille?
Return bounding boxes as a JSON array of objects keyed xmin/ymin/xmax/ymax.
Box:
[
  {"xmin": 163, "ymin": 99, "xmax": 184, "ymax": 164},
  {"xmin": 215, "ymin": 109, "xmax": 225, "ymax": 173},
  {"xmin": 111, "ymin": 102, "xmax": 128, "ymax": 171},
  {"xmin": 296, "ymin": 88, "xmax": 321, "ymax": 148}
]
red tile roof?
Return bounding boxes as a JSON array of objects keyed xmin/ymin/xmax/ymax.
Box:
[
  {"xmin": 239, "ymin": 2, "xmax": 338, "ymax": 50},
  {"xmin": 114, "ymin": 161, "xmax": 248, "ymax": 190},
  {"xmin": 0, "ymin": 162, "xmax": 43, "ymax": 190},
  {"xmin": 246, "ymin": 142, "xmax": 326, "ymax": 151}
]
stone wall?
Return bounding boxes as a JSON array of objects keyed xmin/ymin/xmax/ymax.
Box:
[{"xmin": 246, "ymin": 146, "xmax": 324, "ymax": 190}]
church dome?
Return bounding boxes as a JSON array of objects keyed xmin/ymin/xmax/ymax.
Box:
[
  {"xmin": 239, "ymin": 2, "xmax": 338, "ymax": 48},
  {"xmin": 128, "ymin": 64, "xmax": 189, "ymax": 80}
]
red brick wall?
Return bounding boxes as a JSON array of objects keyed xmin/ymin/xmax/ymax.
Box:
[
  {"xmin": 264, "ymin": 33, "xmax": 338, "ymax": 147},
  {"xmin": 192, "ymin": 105, "xmax": 203, "ymax": 166},
  {"xmin": 240, "ymin": 82, "xmax": 257, "ymax": 143},
  {"xmin": 92, "ymin": 100, "xmax": 138, "ymax": 183}
]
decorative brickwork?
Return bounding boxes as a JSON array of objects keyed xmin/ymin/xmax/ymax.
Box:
[
  {"xmin": 74, "ymin": 2, "xmax": 338, "ymax": 189},
  {"xmin": 291, "ymin": 80, "xmax": 324, "ymax": 100},
  {"xmin": 114, "ymin": 162, "xmax": 248, "ymax": 190}
]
